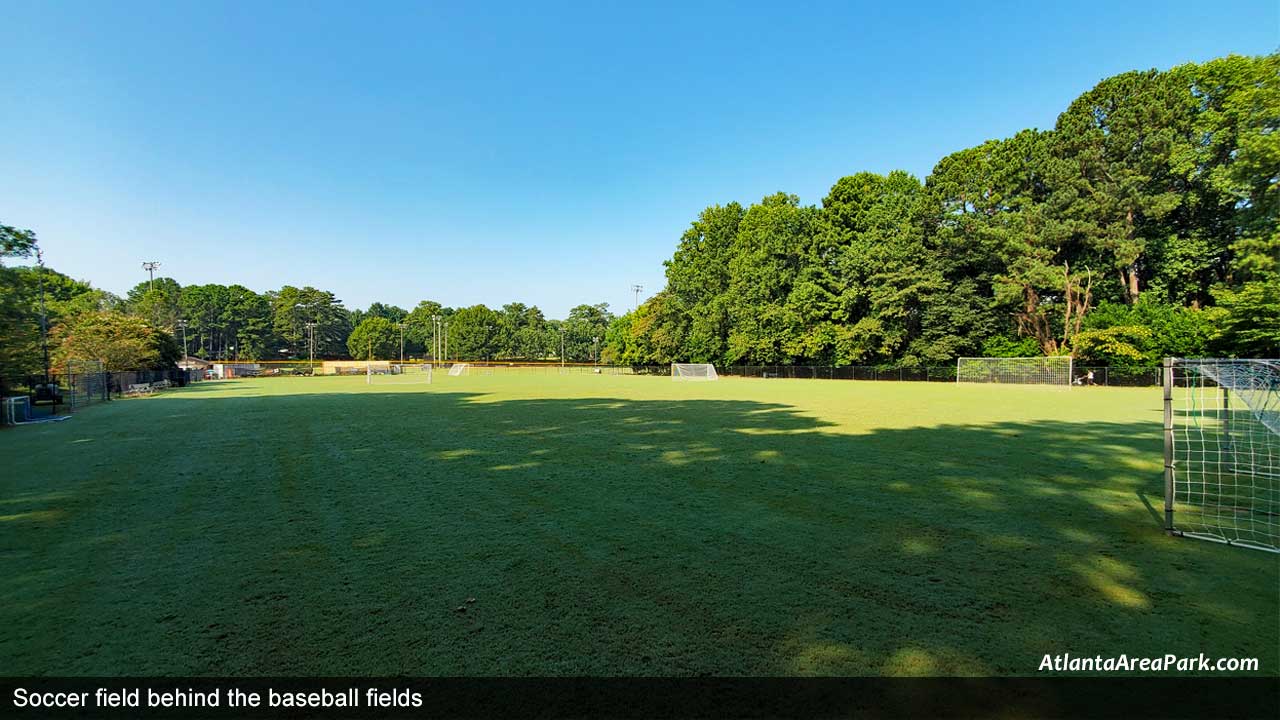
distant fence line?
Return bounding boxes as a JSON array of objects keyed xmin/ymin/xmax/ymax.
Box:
[
  {"xmin": 7, "ymin": 366, "xmax": 203, "ymax": 401},
  {"xmin": 169, "ymin": 359, "xmax": 1165, "ymax": 386},
  {"xmin": 717, "ymin": 365, "xmax": 1161, "ymax": 386}
]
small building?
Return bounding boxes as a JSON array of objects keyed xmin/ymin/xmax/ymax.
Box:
[
  {"xmin": 211, "ymin": 363, "xmax": 261, "ymax": 379},
  {"xmin": 318, "ymin": 360, "xmax": 391, "ymax": 375},
  {"xmin": 178, "ymin": 356, "xmax": 212, "ymax": 371}
]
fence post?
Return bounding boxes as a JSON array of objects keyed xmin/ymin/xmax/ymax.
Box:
[{"xmin": 1163, "ymin": 358, "xmax": 1175, "ymax": 532}]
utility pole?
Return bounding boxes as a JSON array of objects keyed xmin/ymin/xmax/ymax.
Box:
[
  {"xmin": 431, "ymin": 315, "xmax": 441, "ymax": 362},
  {"xmin": 631, "ymin": 284, "xmax": 643, "ymax": 310},
  {"xmin": 142, "ymin": 261, "xmax": 161, "ymax": 292},
  {"xmin": 305, "ymin": 322, "xmax": 316, "ymax": 373},
  {"xmin": 36, "ymin": 249, "xmax": 50, "ymax": 384}
]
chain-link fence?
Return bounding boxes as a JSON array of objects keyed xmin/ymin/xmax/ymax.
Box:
[
  {"xmin": 718, "ymin": 364, "xmax": 1161, "ymax": 386},
  {"xmin": 59, "ymin": 360, "xmax": 110, "ymax": 411}
]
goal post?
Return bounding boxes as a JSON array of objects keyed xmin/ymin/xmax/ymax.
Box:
[
  {"xmin": 956, "ymin": 357, "xmax": 1073, "ymax": 385},
  {"xmin": 368, "ymin": 363, "xmax": 433, "ymax": 385},
  {"xmin": 672, "ymin": 363, "xmax": 718, "ymax": 381},
  {"xmin": 1164, "ymin": 358, "xmax": 1279, "ymax": 553},
  {"xmin": 447, "ymin": 363, "xmax": 469, "ymax": 377}
]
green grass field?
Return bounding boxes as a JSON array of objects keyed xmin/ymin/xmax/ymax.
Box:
[{"xmin": 2, "ymin": 374, "xmax": 1276, "ymax": 676}]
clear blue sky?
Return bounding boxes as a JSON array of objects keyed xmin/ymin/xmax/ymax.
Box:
[{"xmin": 1, "ymin": 1, "xmax": 1274, "ymax": 318}]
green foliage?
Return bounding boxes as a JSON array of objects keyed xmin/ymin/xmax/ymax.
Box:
[
  {"xmin": 127, "ymin": 278, "xmax": 183, "ymax": 331},
  {"xmin": 561, "ymin": 303, "xmax": 613, "ymax": 362},
  {"xmin": 980, "ymin": 335, "xmax": 1043, "ymax": 358},
  {"xmin": 616, "ymin": 53, "xmax": 1277, "ymax": 367},
  {"xmin": 346, "ymin": 317, "xmax": 399, "ymax": 360},
  {"xmin": 1212, "ymin": 281, "xmax": 1280, "ymax": 357},
  {"xmin": 403, "ymin": 300, "xmax": 447, "ymax": 356},
  {"xmin": 1070, "ymin": 325, "xmax": 1153, "ymax": 369},
  {"xmin": 0, "ymin": 224, "xmax": 37, "ymax": 262},
  {"xmin": 1082, "ymin": 299, "xmax": 1221, "ymax": 361},
  {"xmin": 6, "ymin": 54, "xmax": 1276, "ymax": 371},
  {"xmin": 51, "ymin": 311, "xmax": 180, "ymax": 371},
  {"xmin": 446, "ymin": 305, "xmax": 501, "ymax": 360},
  {"xmin": 269, "ymin": 286, "xmax": 351, "ymax": 359}
]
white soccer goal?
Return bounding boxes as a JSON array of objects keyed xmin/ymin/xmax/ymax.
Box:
[
  {"xmin": 369, "ymin": 363, "xmax": 432, "ymax": 385},
  {"xmin": 447, "ymin": 363, "xmax": 469, "ymax": 377},
  {"xmin": 1164, "ymin": 358, "xmax": 1279, "ymax": 553},
  {"xmin": 956, "ymin": 356, "xmax": 1073, "ymax": 385},
  {"xmin": 672, "ymin": 363, "xmax": 718, "ymax": 381}
]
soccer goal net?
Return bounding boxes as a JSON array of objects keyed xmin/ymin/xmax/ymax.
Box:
[
  {"xmin": 447, "ymin": 363, "xmax": 469, "ymax": 377},
  {"xmin": 369, "ymin": 363, "xmax": 432, "ymax": 385},
  {"xmin": 1164, "ymin": 358, "xmax": 1279, "ymax": 553},
  {"xmin": 956, "ymin": 357, "xmax": 1073, "ymax": 385},
  {"xmin": 672, "ymin": 363, "xmax": 718, "ymax": 381}
]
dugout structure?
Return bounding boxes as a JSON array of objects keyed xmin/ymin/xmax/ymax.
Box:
[
  {"xmin": 956, "ymin": 357, "xmax": 1073, "ymax": 385},
  {"xmin": 1163, "ymin": 358, "xmax": 1279, "ymax": 553}
]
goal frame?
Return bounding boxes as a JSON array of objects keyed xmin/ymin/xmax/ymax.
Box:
[
  {"xmin": 671, "ymin": 363, "xmax": 718, "ymax": 381},
  {"xmin": 955, "ymin": 356, "xmax": 1073, "ymax": 386},
  {"xmin": 1163, "ymin": 357, "xmax": 1279, "ymax": 553},
  {"xmin": 368, "ymin": 363, "xmax": 433, "ymax": 385}
]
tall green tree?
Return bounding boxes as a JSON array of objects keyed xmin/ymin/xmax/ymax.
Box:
[
  {"xmin": 404, "ymin": 300, "xmax": 447, "ymax": 358},
  {"xmin": 562, "ymin": 303, "xmax": 613, "ymax": 362},
  {"xmin": 126, "ymin": 277, "xmax": 184, "ymax": 331},
  {"xmin": 724, "ymin": 193, "xmax": 818, "ymax": 364},
  {"xmin": 447, "ymin": 305, "xmax": 501, "ymax": 360},
  {"xmin": 346, "ymin": 317, "xmax": 399, "ymax": 360},
  {"xmin": 1053, "ymin": 69, "xmax": 1196, "ymax": 305},
  {"xmin": 820, "ymin": 170, "xmax": 942, "ymax": 364},
  {"xmin": 664, "ymin": 203, "xmax": 743, "ymax": 363},
  {"xmin": 268, "ymin": 286, "xmax": 351, "ymax": 358},
  {"xmin": 52, "ymin": 311, "xmax": 181, "ymax": 371}
]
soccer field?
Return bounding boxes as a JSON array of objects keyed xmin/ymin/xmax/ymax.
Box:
[{"xmin": 1, "ymin": 374, "xmax": 1276, "ymax": 676}]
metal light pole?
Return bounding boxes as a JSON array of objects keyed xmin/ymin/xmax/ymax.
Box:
[
  {"xmin": 560, "ymin": 327, "xmax": 565, "ymax": 369},
  {"xmin": 305, "ymin": 322, "xmax": 316, "ymax": 373},
  {"xmin": 142, "ymin": 261, "xmax": 161, "ymax": 292},
  {"xmin": 177, "ymin": 319, "xmax": 189, "ymax": 359},
  {"xmin": 36, "ymin": 249, "xmax": 50, "ymax": 384},
  {"xmin": 431, "ymin": 315, "xmax": 441, "ymax": 362},
  {"xmin": 631, "ymin": 284, "xmax": 643, "ymax": 310},
  {"xmin": 594, "ymin": 336, "xmax": 600, "ymax": 364},
  {"xmin": 443, "ymin": 321, "xmax": 449, "ymax": 362},
  {"xmin": 397, "ymin": 322, "xmax": 405, "ymax": 363}
]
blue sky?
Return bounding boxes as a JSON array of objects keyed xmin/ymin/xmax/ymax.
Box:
[{"xmin": 1, "ymin": 1, "xmax": 1275, "ymax": 318}]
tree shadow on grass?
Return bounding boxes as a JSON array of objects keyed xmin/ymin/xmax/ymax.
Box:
[{"xmin": 0, "ymin": 385, "xmax": 1276, "ymax": 677}]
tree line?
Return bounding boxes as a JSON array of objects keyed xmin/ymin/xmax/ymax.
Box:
[
  {"xmin": 604, "ymin": 53, "xmax": 1278, "ymax": 369},
  {"xmin": 2, "ymin": 54, "xmax": 1275, "ymax": 387},
  {"xmin": 0, "ymin": 238, "xmax": 617, "ymax": 384}
]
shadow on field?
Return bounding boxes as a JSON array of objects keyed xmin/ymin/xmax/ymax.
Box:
[{"xmin": 0, "ymin": 386, "xmax": 1275, "ymax": 676}]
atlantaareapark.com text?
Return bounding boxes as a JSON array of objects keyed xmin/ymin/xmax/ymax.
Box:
[{"xmin": 1039, "ymin": 653, "xmax": 1260, "ymax": 673}]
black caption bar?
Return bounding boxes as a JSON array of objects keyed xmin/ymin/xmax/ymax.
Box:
[{"xmin": 2, "ymin": 678, "xmax": 1277, "ymax": 719}]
